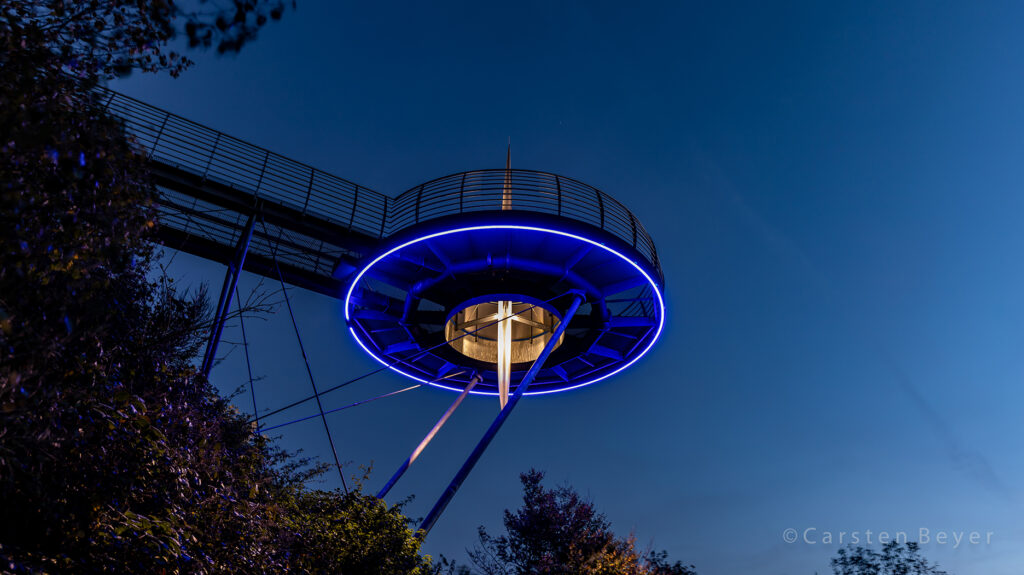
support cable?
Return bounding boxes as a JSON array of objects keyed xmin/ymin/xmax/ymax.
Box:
[
  {"xmin": 260, "ymin": 370, "xmax": 464, "ymax": 433},
  {"xmin": 259, "ymin": 383, "xmax": 423, "ymax": 433},
  {"xmin": 236, "ymin": 284, "xmax": 259, "ymax": 429},
  {"xmin": 264, "ymin": 218, "xmax": 349, "ymax": 493},
  {"xmin": 247, "ymin": 290, "xmax": 574, "ymax": 424}
]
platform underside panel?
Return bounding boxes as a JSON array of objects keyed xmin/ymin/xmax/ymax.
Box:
[
  {"xmin": 153, "ymin": 182, "xmax": 373, "ymax": 297},
  {"xmin": 346, "ymin": 225, "xmax": 663, "ymax": 395}
]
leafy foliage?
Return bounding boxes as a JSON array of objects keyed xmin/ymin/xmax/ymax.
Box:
[
  {"xmin": 2, "ymin": 0, "xmax": 293, "ymax": 78},
  {"xmin": 831, "ymin": 542, "xmax": 948, "ymax": 575},
  {"xmin": 466, "ymin": 470, "xmax": 696, "ymax": 575},
  {"xmin": 280, "ymin": 473, "xmax": 435, "ymax": 575},
  {"xmin": 0, "ymin": 2, "xmax": 437, "ymax": 573}
]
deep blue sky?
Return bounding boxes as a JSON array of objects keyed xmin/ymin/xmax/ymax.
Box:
[{"xmin": 114, "ymin": 2, "xmax": 1024, "ymax": 572}]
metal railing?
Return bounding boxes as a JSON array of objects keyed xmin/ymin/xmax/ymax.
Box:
[
  {"xmin": 386, "ymin": 170, "xmax": 660, "ymax": 274},
  {"xmin": 100, "ymin": 87, "xmax": 389, "ymax": 241},
  {"xmin": 101, "ymin": 88, "xmax": 661, "ymax": 278}
]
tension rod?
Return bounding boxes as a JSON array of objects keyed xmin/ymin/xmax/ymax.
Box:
[
  {"xmin": 377, "ymin": 372, "xmax": 482, "ymax": 499},
  {"xmin": 417, "ymin": 292, "xmax": 585, "ymax": 538}
]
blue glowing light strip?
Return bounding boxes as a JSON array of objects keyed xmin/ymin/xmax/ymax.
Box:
[{"xmin": 343, "ymin": 225, "xmax": 666, "ymax": 396}]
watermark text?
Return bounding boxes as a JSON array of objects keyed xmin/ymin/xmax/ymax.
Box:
[{"xmin": 782, "ymin": 527, "xmax": 993, "ymax": 549}]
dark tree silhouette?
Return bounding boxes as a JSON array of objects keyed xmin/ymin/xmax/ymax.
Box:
[
  {"xmin": 3, "ymin": 0, "xmax": 293, "ymax": 78},
  {"xmin": 466, "ymin": 470, "xmax": 696, "ymax": 575},
  {"xmin": 830, "ymin": 542, "xmax": 948, "ymax": 575},
  {"xmin": 1, "ymin": 2, "xmax": 438, "ymax": 573}
]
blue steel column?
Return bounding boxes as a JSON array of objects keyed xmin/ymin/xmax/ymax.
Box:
[
  {"xmin": 201, "ymin": 211, "xmax": 256, "ymax": 377},
  {"xmin": 377, "ymin": 373, "xmax": 482, "ymax": 499},
  {"xmin": 417, "ymin": 292, "xmax": 585, "ymax": 537}
]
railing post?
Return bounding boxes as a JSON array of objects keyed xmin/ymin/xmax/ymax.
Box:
[
  {"xmin": 348, "ymin": 183, "xmax": 359, "ymax": 228},
  {"xmin": 148, "ymin": 113, "xmax": 170, "ymax": 159},
  {"xmin": 459, "ymin": 172, "xmax": 466, "ymax": 213},
  {"xmin": 555, "ymin": 175, "xmax": 562, "ymax": 216},
  {"xmin": 201, "ymin": 132, "xmax": 221, "ymax": 182},
  {"xmin": 303, "ymin": 168, "xmax": 316, "ymax": 216},
  {"xmin": 414, "ymin": 184, "xmax": 424, "ymax": 224},
  {"xmin": 254, "ymin": 150, "xmax": 270, "ymax": 196},
  {"xmin": 629, "ymin": 211, "xmax": 638, "ymax": 248},
  {"xmin": 596, "ymin": 188, "xmax": 605, "ymax": 229}
]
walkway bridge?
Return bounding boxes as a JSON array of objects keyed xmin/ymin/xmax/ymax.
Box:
[{"xmin": 101, "ymin": 87, "xmax": 661, "ymax": 298}]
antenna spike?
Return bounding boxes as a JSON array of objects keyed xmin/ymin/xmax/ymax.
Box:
[{"xmin": 502, "ymin": 140, "xmax": 512, "ymax": 211}]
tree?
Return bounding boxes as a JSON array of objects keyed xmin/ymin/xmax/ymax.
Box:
[
  {"xmin": 280, "ymin": 473, "xmax": 435, "ymax": 575},
  {"xmin": 3, "ymin": 0, "xmax": 294, "ymax": 79},
  {"xmin": 466, "ymin": 470, "xmax": 696, "ymax": 575},
  {"xmin": 830, "ymin": 542, "xmax": 948, "ymax": 575},
  {"xmin": 1, "ymin": 2, "xmax": 438, "ymax": 573},
  {"xmin": 0, "ymin": 37, "xmax": 276, "ymax": 569}
]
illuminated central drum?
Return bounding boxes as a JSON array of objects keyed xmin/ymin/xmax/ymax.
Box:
[
  {"xmin": 343, "ymin": 169, "xmax": 664, "ymax": 397},
  {"xmin": 445, "ymin": 298, "xmax": 564, "ymax": 364}
]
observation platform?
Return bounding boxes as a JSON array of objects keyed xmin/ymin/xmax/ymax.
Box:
[{"xmin": 102, "ymin": 88, "xmax": 664, "ymax": 396}]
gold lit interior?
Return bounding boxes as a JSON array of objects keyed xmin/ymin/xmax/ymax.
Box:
[{"xmin": 445, "ymin": 301, "xmax": 563, "ymax": 365}]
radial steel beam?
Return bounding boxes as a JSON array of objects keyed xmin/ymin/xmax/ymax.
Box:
[{"xmin": 417, "ymin": 292, "xmax": 585, "ymax": 537}]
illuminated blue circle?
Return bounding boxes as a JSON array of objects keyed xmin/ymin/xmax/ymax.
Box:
[{"xmin": 344, "ymin": 223, "xmax": 665, "ymax": 396}]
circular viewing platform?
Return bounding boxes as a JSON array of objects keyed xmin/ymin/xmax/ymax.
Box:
[
  {"xmin": 383, "ymin": 169, "xmax": 661, "ymax": 279},
  {"xmin": 345, "ymin": 169, "xmax": 665, "ymax": 396}
]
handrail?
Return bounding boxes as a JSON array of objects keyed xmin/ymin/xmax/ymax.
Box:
[
  {"xmin": 385, "ymin": 169, "xmax": 661, "ymax": 275},
  {"xmin": 100, "ymin": 86, "xmax": 389, "ymax": 240},
  {"xmin": 101, "ymin": 88, "xmax": 661, "ymax": 278}
]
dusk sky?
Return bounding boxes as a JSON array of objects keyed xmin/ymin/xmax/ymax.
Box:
[{"xmin": 113, "ymin": 2, "xmax": 1024, "ymax": 572}]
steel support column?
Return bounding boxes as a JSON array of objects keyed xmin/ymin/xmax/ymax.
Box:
[
  {"xmin": 377, "ymin": 372, "xmax": 482, "ymax": 499},
  {"xmin": 201, "ymin": 211, "xmax": 256, "ymax": 377},
  {"xmin": 417, "ymin": 292, "xmax": 585, "ymax": 537}
]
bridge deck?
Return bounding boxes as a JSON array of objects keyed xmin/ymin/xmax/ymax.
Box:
[{"xmin": 102, "ymin": 87, "xmax": 386, "ymax": 296}]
